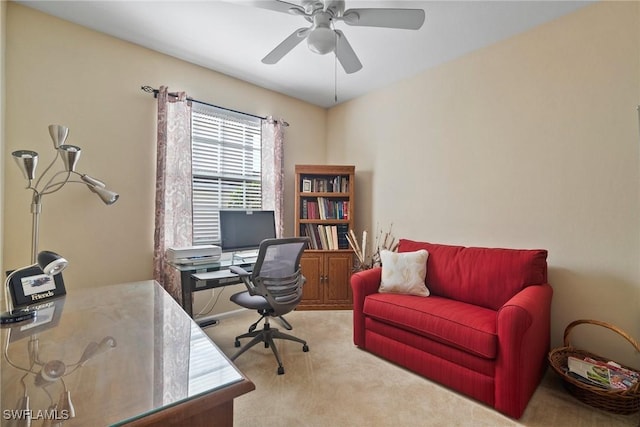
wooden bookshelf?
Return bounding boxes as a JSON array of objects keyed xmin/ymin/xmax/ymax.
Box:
[{"xmin": 294, "ymin": 165, "xmax": 355, "ymax": 310}]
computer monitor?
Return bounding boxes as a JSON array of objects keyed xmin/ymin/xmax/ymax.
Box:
[{"xmin": 219, "ymin": 210, "xmax": 276, "ymax": 252}]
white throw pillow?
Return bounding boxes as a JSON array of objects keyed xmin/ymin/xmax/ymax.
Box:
[{"xmin": 379, "ymin": 249, "xmax": 430, "ymax": 296}]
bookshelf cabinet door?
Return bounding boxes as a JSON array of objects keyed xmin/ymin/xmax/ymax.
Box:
[
  {"xmin": 298, "ymin": 251, "xmax": 352, "ymax": 309},
  {"xmin": 324, "ymin": 253, "xmax": 353, "ymax": 306},
  {"xmin": 300, "ymin": 253, "xmax": 323, "ymax": 306}
]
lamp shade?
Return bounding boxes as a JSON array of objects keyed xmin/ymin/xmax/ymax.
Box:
[
  {"xmin": 12, "ymin": 150, "xmax": 39, "ymax": 180},
  {"xmin": 59, "ymin": 145, "xmax": 82, "ymax": 172},
  {"xmin": 89, "ymin": 186, "xmax": 119, "ymax": 205},
  {"xmin": 80, "ymin": 174, "xmax": 106, "ymax": 188},
  {"xmin": 37, "ymin": 251, "xmax": 68, "ymax": 276},
  {"xmin": 79, "ymin": 336, "xmax": 117, "ymax": 365},
  {"xmin": 48, "ymin": 124, "xmax": 69, "ymax": 149}
]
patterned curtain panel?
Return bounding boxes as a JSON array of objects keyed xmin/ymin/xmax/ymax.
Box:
[
  {"xmin": 153, "ymin": 86, "xmax": 193, "ymax": 303},
  {"xmin": 262, "ymin": 117, "xmax": 285, "ymax": 238}
]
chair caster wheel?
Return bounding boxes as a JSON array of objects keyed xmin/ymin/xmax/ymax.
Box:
[
  {"xmin": 303, "ymin": 344, "xmax": 309, "ymax": 352},
  {"xmin": 277, "ymin": 366, "xmax": 285, "ymax": 375},
  {"xmin": 265, "ymin": 342, "xmax": 269, "ymax": 348},
  {"xmin": 234, "ymin": 340, "xmax": 240, "ymax": 348}
]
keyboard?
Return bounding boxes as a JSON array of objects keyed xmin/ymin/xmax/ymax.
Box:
[
  {"xmin": 193, "ymin": 270, "xmax": 237, "ymax": 280},
  {"xmin": 192, "ymin": 269, "xmax": 241, "ymax": 289}
]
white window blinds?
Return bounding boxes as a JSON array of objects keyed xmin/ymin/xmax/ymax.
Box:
[{"xmin": 191, "ymin": 103, "xmax": 262, "ymax": 245}]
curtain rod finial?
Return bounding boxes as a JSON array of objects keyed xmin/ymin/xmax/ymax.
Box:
[{"xmin": 141, "ymin": 85, "xmax": 159, "ymax": 98}]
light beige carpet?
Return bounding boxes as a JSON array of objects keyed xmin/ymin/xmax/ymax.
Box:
[{"xmin": 205, "ymin": 310, "xmax": 637, "ymax": 426}]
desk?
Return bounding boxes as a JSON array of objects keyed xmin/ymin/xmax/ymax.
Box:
[
  {"xmin": 170, "ymin": 258, "xmax": 256, "ymax": 319},
  {"xmin": 0, "ymin": 281, "xmax": 254, "ymax": 426}
]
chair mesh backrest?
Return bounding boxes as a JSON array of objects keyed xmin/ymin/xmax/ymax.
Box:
[{"xmin": 252, "ymin": 238, "xmax": 308, "ymax": 316}]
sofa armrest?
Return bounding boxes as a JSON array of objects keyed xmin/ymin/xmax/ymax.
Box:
[
  {"xmin": 495, "ymin": 283, "xmax": 553, "ymax": 418},
  {"xmin": 350, "ymin": 267, "xmax": 382, "ymax": 347}
]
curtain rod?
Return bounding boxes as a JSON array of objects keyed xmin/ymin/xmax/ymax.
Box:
[{"xmin": 140, "ymin": 85, "xmax": 289, "ymax": 126}]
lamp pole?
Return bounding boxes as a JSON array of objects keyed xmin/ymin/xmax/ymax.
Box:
[{"xmin": 31, "ymin": 193, "xmax": 42, "ymax": 264}]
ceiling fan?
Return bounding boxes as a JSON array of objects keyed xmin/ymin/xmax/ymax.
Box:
[{"xmin": 253, "ymin": 0, "xmax": 426, "ymax": 74}]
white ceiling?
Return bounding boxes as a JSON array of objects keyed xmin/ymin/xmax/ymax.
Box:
[{"xmin": 16, "ymin": 0, "xmax": 594, "ymax": 108}]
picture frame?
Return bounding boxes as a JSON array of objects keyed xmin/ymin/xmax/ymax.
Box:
[
  {"xmin": 302, "ymin": 178, "xmax": 312, "ymax": 192},
  {"xmin": 6, "ymin": 266, "xmax": 66, "ymax": 308}
]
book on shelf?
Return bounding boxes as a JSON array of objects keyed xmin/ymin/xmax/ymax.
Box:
[
  {"xmin": 331, "ymin": 225, "xmax": 338, "ymax": 250},
  {"xmin": 317, "ymin": 197, "xmax": 326, "ymax": 220},
  {"xmin": 566, "ymin": 356, "xmax": 639, "ymax": 390},
  {"xmin": 315, "ymin": 197, "xmax": 349, "ymax": 220},
  {"xmin": 317, "ymin": 225, "xmax": 329, "ymax": 250},
  {"xmin": 300, "ymin": 223, "xmax": 350, "ymax": 251},
  {"xmin": 301, "ymin": 199, "xmax": 319, "ymax": 219},
  {"xmin": 301, "ymin": 175, "xmax": 350, "ymax": 193},
  {"xmin": 302, "ymin": 224, "xmax": 318, "ymax": 249}
]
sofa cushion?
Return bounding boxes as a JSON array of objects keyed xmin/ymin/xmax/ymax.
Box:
[
  {"xmin": 397, "ymin": 239, "xmax": 547, "ymax": 310},
  {"xmin": 379, "ymin": 249, "xmax": 430, "ymax": 296},
  {"xmin": 364, "ymin": 317, "xmax": 496, "ymax": 376},
  {"xmin": 363, "ymin": 293, "xmax": 498, "ymax": 359}
]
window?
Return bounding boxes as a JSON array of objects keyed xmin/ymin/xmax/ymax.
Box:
[{"xmin": 191, "ymin": 103, "xmax": 262, "ymax": 245}]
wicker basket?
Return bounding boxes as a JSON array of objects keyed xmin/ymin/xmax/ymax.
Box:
[{"xmin": 548, "ymin": 319, "xmax": 640, "ymax": 414}]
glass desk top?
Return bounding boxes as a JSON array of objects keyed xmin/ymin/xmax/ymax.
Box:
[{"xmin": 1, "ymin": 280, "xmax": 249, "ymax": 426}]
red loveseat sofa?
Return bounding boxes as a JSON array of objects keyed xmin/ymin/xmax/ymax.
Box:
[{"xmin": 351, "ymin": 239, "xmax": 552, "ymax": 419}]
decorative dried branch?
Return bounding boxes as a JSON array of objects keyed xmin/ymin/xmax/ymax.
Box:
[{"xmin": 351, "ymin": 224, "xmax": 396, "ymax": 271}]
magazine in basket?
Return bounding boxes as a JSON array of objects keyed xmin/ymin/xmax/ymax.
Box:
[{"xmin": 567, "ymin": 356, "xmax": 640, "ymax": 390}]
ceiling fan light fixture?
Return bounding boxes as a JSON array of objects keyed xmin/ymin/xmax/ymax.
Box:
[
  {"xmin": 342, "ymin": 10, "xmax": 359, "ymax": 25},
  {"xmin": 307, "ymin": 26, "xmax": 335, "ymax": 55}
]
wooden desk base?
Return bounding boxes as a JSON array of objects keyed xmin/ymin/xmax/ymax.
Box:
[{"xmin": 122, "ymin": 376, "xmax": 254, "ymax": 427}]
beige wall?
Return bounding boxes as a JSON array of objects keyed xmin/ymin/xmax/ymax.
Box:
[
  {"xmin": 2, "ymin": 4, "xmax": 325, "ymax": 314},
  {"xmin": 0, "ymin": 1, "xmax": 6, "ymax": 282},
  {"xmin": 327, "ymin": 1, "xmax": 640, "ymax": 367}
]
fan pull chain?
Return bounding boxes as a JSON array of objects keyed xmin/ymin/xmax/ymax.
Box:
[
  {"xmin": 334, "ymin": 53, "xmax": 338, "ymax": 103},
  {"xmin": 334, "ymin": 28, "xmax": 338, "ymax": 103}
]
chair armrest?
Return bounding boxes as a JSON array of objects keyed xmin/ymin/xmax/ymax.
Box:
[
  {"xmin": 495, "ymin": 283, "xmax": 553, "ymax": 418},
  {"xmin": 229, "ymin": 265, "xmax": 255, "ymax": 293},
  {"xmin": 230, "ymin": 265, "xmax": 250, "ymax": 276},
  {"xmin": 350, "ymin": 267, "xmax": 382, "ymax": 347}
]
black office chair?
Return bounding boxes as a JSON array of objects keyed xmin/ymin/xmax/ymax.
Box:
[{"xmin": 229, "ymin": 237, "xmax": 310, "ymax": 375}]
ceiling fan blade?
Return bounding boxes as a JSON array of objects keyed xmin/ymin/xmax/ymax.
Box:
[
  {"xmin": 262, "ymin": 28, "xmax": 310, "ymax": 64},
  {"xmin": 334, "ymin": 30, "xmax": 362, "ymax": 74},
  {"xmin": 242, "ymin": 0, "xmax": 305, "ymax": 15},
  {"xmin": 341, "ymin": 8, "xmax": 425, "ymax": 30},
  {"xmin": 323, "ymin": 0, "xmax": 344, "ymax": 13}
]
